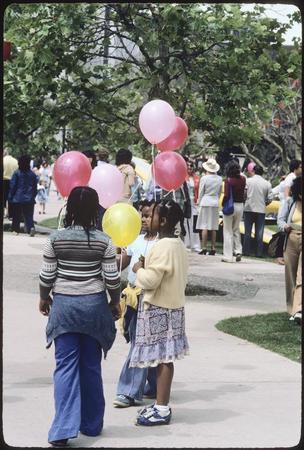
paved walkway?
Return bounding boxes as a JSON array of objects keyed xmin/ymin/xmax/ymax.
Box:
[{"xmin": 2, "ymin": 189, "xmax": 301, "ymax": 448}]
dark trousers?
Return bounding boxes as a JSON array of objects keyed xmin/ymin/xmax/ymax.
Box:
[
  {"xmin": 48, "ymin": 333, "xmax": 104, "ymax": 442},
  {"xmin": 11, "ymin": 202, "xmax": 35, "ymax": 233},
  {"xmin": 243, "ymin": 211, "xmax": 265, "ymax": 257}
]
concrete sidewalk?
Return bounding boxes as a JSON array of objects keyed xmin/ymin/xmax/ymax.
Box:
[{"xmin": 2, "ymin": 227, "xmax": 301, "ymax": 448}]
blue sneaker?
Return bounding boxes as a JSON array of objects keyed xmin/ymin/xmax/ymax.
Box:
[
  {"xmin": 136, "ymin": 403, "xmax": 155, "ymax": 417},
  {"xmin": 136, "ymin": 406, "xmax": 171, "ymax": 426},
  {"xmin": 113, "ymin": 394, "xmax": 143, "ymax": 408}
]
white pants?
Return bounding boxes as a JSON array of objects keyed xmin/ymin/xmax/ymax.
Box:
[
  {"xmin": 184, "ymin": 215, "xmax": 201, "ymax": 251},
  {"xmin": 223, "ymin": 202, "xmax": 244, "ymax": 261}
]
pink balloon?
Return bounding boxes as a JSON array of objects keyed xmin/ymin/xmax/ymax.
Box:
[
  {"xmin": 88, "ymin": 163, "xmax": 124, "ymax": 208},
  {"xmin": 156, "ymin": 117, "xmax": 188, "ymax": 151},
  {"xmin": 53, "ymin": 151, "xmax": 92, "ymax": 197},
  {"xmin": 152, "ymin": 152, "xmax": 187, "ymax": 191},
  {"xmin": 139, "ymin": 99, "xmax": 176, "ymax": 144},
  {"xmin": 247, "ymin": 162, "xmax": 255, "ymax": 173}
]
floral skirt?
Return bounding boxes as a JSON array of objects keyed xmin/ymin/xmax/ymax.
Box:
[{"xmin": 129, "ymin": 296, "xmax": 189, "ymax": 368}]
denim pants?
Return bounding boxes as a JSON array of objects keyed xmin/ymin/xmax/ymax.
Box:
[
  {"xmin": 117, "ymin": 313, "xmax": 157, "ymax": 400},
  {"xmin": 243, "ymin": 211, "xmax": 265, "ymax": 257},
  {"xmin": 48, "ymin": 333, "xmax": 104, "ymax": 442}
]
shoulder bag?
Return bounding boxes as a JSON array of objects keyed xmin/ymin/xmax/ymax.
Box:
[
  {"xmin": 267, "ymin": 232, "xmax": 285, "ymax": 258},
  {"xmin": 222, "ymin": 180, "xmax": 234, "ymax": 216}
]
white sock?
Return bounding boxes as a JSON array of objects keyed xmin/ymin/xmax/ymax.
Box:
[{"xmin": 154, "ymin": 404, "xmax": 170, "ymax": 416}]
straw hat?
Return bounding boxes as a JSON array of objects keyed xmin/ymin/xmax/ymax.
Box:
[{"xmin": 202, "ymin": 158, "xmax": 220, "ymax": 173}]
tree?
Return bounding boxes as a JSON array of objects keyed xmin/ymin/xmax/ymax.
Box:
[{"xmin": 4, "ymin": 3, "xmax": 301, "ymax": 176}]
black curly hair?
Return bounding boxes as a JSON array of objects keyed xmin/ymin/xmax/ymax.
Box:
[
  {"xmin": 18, "ymin": 155, "xmax": 31, "ymax": 171},
  {"xmin": 290, "ymin": 175, "xmax": 302, "ymax": 202},
  {"xmin": 63, "ymin": 186, "xmax": 99, "ymax": 246},
  {"xmin": 151, "ymin": 199, "xmax": 185, "ymax": 237},
  {"xmin": 225, "ymin": 160, "xmax": 241, "ymax": 177},
  {"xmin": 115, "ymin": 148, "xmax": 133, "ymax": 166}
]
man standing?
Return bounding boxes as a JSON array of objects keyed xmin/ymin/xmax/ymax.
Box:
[
  {"xmin": 3, "ymin": 148, "xmax": 18, "ymax": 218},
  {"xmin": 243, "ymin": 165, "xmax": 273, "ymax": 258}
]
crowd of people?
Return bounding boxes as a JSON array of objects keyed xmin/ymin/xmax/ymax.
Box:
[{"xmin": 2, "ymin": 145, "xmax": 301, "ymax": 446}]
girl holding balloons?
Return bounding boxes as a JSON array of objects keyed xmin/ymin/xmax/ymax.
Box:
[
  {"xmin": 130, "ymin": 199, "xmax": 189, "ymax": 426},
  {"xmin": 113, "ymin": 200, "xmax": 158, "ymax": 408}
]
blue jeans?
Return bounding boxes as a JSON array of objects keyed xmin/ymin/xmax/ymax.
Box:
[
  {"xmin": 243, "ymin": 211, "xmax": 265, "ymax": 257},
  {"xmin": 48, "ymin": 333, "xmax": 104, "ymax": 442},
  {"xmin": 117, "ymin": 313, "xmax": 157, "ymax": 400}
]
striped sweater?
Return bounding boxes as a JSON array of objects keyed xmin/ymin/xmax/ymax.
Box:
[{"xmin": 39, "ymin": 226, "xmax": 120, "ymax": 295}]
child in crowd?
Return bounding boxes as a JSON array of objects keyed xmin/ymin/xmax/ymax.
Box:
[
  {"xmin": 114, "ymin": 200, "xmax": 158, "ymax": 408},
  {"xmin": 36, "ymin": 179, "xmax": 48, "ymax": 214},
  {"xmin": 130, "ymin": 199, "xmax": 189, "ymax": 426}
]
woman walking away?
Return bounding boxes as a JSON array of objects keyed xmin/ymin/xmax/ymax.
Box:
[
  {"xmin": 197, "ymin": 158, "xmax": 222, "ymax": 255},
  {"xmin": 39, "ymin": 186, "xmax": 121, "ymax": 447},
  {"xmin": 222, "ymin": 160, "xmax": 246, "ymax": 262},
  {"xmin": 8, "ymin": 154, "xmax": 38, "ymax": 236},
  {"xmin": 278, "ymin": 176, "xmax": 302, "ymax": 324},
  {"xmin": 113, "ymin": 200, "xmax": 158, "ymax": 408},
  {"xmin": 130, "ymin": 199, "xmax": 189, "ymax": 426}
]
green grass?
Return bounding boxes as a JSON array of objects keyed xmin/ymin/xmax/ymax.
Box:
[
  {"xmin": 38, "ymin": 217, "xmax": 59, "ymax": 229},
  {"xmin": 216, "ymin": 312, "xmax": 302, "ymax": 363},
  {"xmin": 265, "ymin": 224, "xmax": 278, "ymax": 233}
]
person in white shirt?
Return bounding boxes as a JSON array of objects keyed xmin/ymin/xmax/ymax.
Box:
[
  {"xmin": 283, "ymin": 160, "xmax": 302, "ymax": 200},
  {"xmin": 243, "ymin": 165, "xmax": 273, "ymax": 257}
]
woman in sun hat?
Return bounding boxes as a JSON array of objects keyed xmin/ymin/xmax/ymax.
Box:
[{"xmin": 196, "ymin": 158, "xmax": 222, "ymax": 255}]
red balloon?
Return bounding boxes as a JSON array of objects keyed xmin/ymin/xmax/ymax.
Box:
[
  {"xmin": 156, "ymin": 117, "xmax": 188, "ymax": 152},
  {"xmin": 53, "ymin": 151, "xmax": 92, "ymax": 197},
  {"xmin": 3, "ymin": 41, "xmax": 11, "ymax": 61},
  {"xmin": 152, "ymin": 152, "xmax": 187, "ymax": 191}
]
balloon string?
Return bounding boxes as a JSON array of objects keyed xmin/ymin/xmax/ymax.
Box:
[
  {"xmin": 151, "ymin": 144, "xmax": 156, "ymax": 202},
  {"xmin": 119, "ymin": 250, "xmax": 123, "ymax": 276},
  {"xmin": 163, "ymin": 189, "xmax": 174, "ymax": 198},
  {"xmin": 128, "ymin": 181, "xmax": 141, "ymax": 203},
  {"xmin": 173, "ymin": 191, "xmax": 177, "ymax": 202},
  {"xmin": 57, "ymin": 201, "xmax": 67, "ymax": 229}
]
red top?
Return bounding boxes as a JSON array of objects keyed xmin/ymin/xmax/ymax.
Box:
[
  {"xmin": 186, "ymin": 174, "xmax": 200, "ymax": 203},
  {"xmin": 223, "ymin": 175, "xmax": 246, "ymax": 204}
]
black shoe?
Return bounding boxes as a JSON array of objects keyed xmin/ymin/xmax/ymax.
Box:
[
  {"xmin": 293, "ymin": 311, "xmax": 302, "ymax": 325},
  {"xmin": 199, "ymin": 249, "xmax": 207, "ymax": 255},
  {"xmin": 49, "ymin": 439, "xmax": 68, "ymax": 447},
  {"xmin": 208, "ymin": 249, "xmax": 216, "ymax": 255},
  {"xmin": 235, "ymin": 254, "xmax": 242, "ymax": 262}
]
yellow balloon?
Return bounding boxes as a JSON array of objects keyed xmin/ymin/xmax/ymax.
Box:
[{"xmin": 102, "ymin": 203, "xmax": 142, "ymax": 247}]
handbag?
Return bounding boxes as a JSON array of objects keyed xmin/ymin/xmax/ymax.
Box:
[
  {"xmin": 222, "ymin": 182, "xmax": 234, "ymax": 215},
  {"xmin": 267, "ymin": 231, "xmax": 285, "ymax": 258}
]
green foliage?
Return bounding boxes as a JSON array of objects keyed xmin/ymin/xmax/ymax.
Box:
[{"xmin": 4, "ymin": 3, "xmax": 301, "ymax": 166}]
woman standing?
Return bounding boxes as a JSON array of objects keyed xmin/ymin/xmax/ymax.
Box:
[
  {"xmin": 39, "ymin": 186, "xmax": 121, "ymax": 447},
  {"xmin": 197, "ymin": 158, "xmax": 222, "ymax": 255},
  {"xmin": 115, "ymin": 148, "xmax": 136, "ymax": 203},
  {"xmin": 8, "ymin": 154, "xmax": 38, "ymax": 236},
  {"xmin": 221, "ymin": 160, "xmax": 246, "ymax": 262},
  {"xmin": 277, "ymin": 176, "xmax": 302, "ymax": 324}
]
